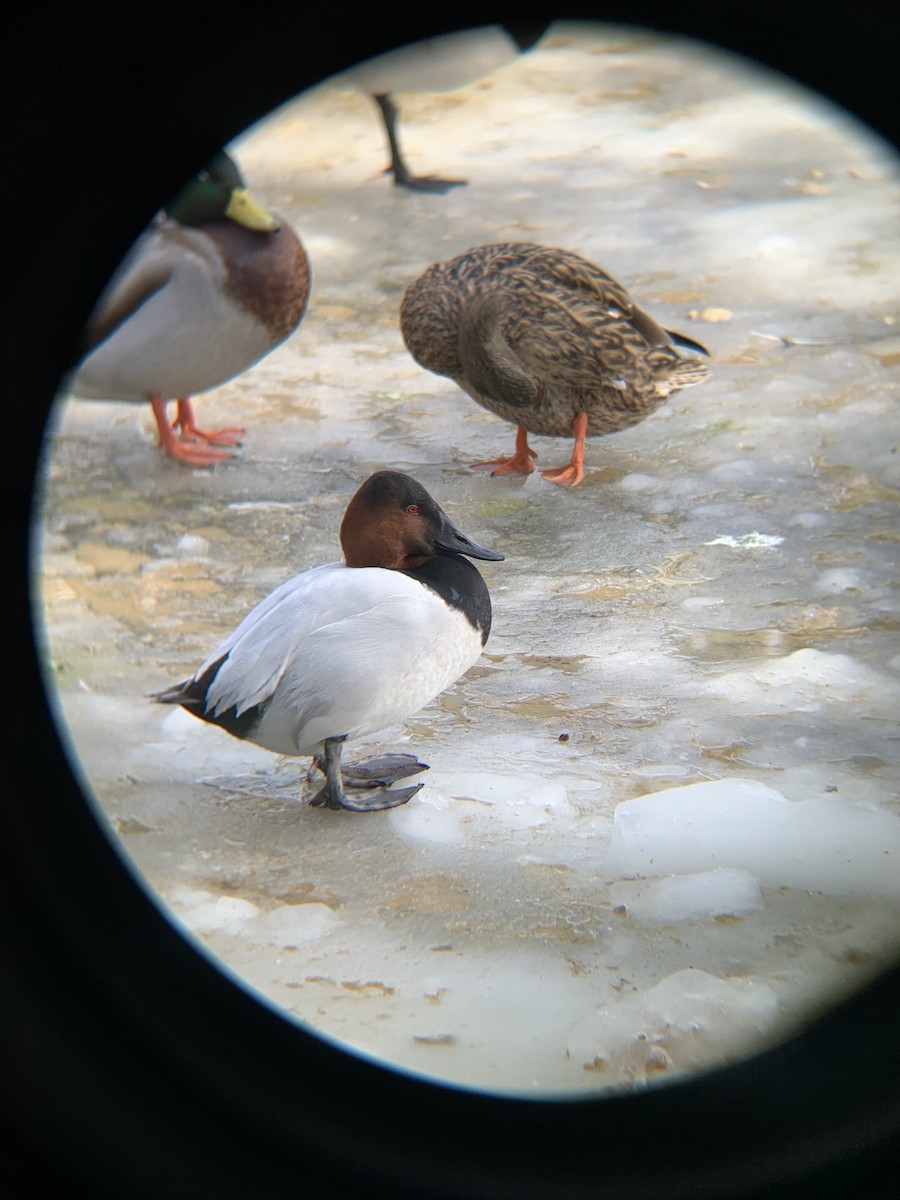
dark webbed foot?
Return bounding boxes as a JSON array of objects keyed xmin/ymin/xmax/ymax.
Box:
[
  {"xmin": 308, "ymin": 738, "xmax": 425, "ymax": 812},
  {"xmin": 325, "ymin": 752, "xmax": 429, "ymax": 788},
  {"xmin": 317, "ymin": 781, "xmax": 425, "ymax": 811},
  {"xmin": 392, "ymin": 169, "xmax": 467, "ymax": 194},
  {"xmin": 371, "ymin": 92, "xmax": 468, "ymax": 195}
]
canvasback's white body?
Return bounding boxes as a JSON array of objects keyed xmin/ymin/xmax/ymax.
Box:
[
  {"xmin": 155, "ymin": 470, "xmax": 503, "ymax": 811},
  {"xmin": 196, "ymin": 561, "xmax": 486, "ymax": 758}
]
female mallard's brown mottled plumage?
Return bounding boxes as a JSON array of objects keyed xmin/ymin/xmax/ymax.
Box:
[{"xmin": 400, "ymin": 242, "xmax": 710, "ymax": 487}]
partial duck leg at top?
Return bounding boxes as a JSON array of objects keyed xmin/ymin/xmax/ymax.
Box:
[{"xmin": 371, "ymin": 93, "xmax": 466, "ymax": 194}]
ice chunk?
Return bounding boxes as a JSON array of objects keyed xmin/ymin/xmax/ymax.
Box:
[
  {"xmin": 567, "ymin": 968, "xmax": 781, "ymax": 1084},
  {"xmin": 243, "ymin": 903, "xmax": 340, "ymax": 947},
  {"xmin": 610, "ymin": 868, "xmax": 764, "ymax": 924},
  {"xmin": 814, "ymin": 568, "xmax": 864, "ymax": 594},
  {"xmin": 178, "ymin": 895, "xmax": 261, "ymax": 934},
  {"xmin": 174, "ymin": 533, "xmax": 210, "ymax": 559},
  {"xmin": 704, "ymin": 532, "xmax": 784, "ymax": 548},
  {"xmin": 388, "ymin": 789, "xmax": 465, "ymax": 845},
  {"xmin": 618, "ymin": 473, "xmax": 658, "ymax": 491},
  {"xmin": 422, "ymin": 771, "xmax": 571, "ymax": 833},
  {"xmin": 611, "ymin": 778, "xmax": 900, "ymax": 897},
  {"xmin": 390, "ymin": 770, "xmax": 572, "ymax": 847},
  {"xmin": 703, "ymin": 647, "xmax": 900, "ymax": 714}
]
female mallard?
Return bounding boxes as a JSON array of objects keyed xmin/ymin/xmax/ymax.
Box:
[
  {"xmin": 68, "ymin": 152, "xmax": 311, "ymax": 466},
  {"xmin": 400, "ymin": 242, "xmax": 711, "ymax": 487}
]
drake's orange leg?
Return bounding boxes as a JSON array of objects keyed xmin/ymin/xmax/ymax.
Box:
[
  {"xmin": 471, "ymin": 427, "xmax": 538, "ymax": 477},
  {"xmin": 541, "ymin": 412, "xmax": 588, "ymax": 488},
  {"xmin": 150, "ymin": 396, "xmax": 232, "ymax": 466},
  {"xmin": 174, "ymin": 397, "xmax": 245, "ymax": 446}
]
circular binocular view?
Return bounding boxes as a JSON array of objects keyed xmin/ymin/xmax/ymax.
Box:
[{"xmin": 33, "ymin": 22, "xmax": 899, "ymax": 1097}]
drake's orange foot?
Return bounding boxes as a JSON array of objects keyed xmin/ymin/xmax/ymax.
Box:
[
  {"xmin": 178, "ymin": 425, "xmax": 245, "ymax": 446},
  {"xmin": 164, "ymin": 440, "xmax": 234, "ymax": 466},
  {"xmin": 175, "ymin": 398, "xmax": 245, "ymax": 445},
  {"xmin": 151, "ymin": 395, "xmax": 235, "ymax": 467}
]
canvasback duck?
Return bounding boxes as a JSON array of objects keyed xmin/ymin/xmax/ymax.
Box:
[
  {"xmin": 153, "ymin": 471, "xmax": 503, "ymax": 811},
  {"xmin": 343, "ymin": 24, "xmax": 546, "ymax": 192},
  {"xmin": 68, "ymin": 151, "xmax": 310, "ymax": 466},
  {"xmin": 400, "ymin": 241, "xmax": 711, "ymax": 486}
]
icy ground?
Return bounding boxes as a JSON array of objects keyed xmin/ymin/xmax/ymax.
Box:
[{"xmin": 34, "ymin": 23, "xmax": 900, "ymax": 1096}]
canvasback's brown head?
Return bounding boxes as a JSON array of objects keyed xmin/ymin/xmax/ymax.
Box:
[{"xmin": 340, "ymin": 471, "xmax": 503, "ymax": 570}]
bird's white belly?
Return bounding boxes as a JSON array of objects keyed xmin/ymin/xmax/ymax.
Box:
[
  {"xmin": 70, "ymin": 271, "xmax": 273, "ymax": 403},
  {"xmin": 251, "ymin": 601, "xmax": 484, "ymax": 758}
]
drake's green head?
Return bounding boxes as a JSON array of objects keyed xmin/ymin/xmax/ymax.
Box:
[{"xmin": 165, "ymin": 151, "xmax": 280, "ymax": 232}]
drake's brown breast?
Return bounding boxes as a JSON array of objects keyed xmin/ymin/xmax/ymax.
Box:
[{"xmin": 205, "ymin": 220, "xmax": 311, "ymax": 344}]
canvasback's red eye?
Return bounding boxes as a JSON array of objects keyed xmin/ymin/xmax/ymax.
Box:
[{"xmin": 406, "ymin": 504, "xmax": 419, "ymax": 514}]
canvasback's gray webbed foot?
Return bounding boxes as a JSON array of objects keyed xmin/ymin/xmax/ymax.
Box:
[
  {"xmin": 308, "ymin": 737, "xmax": 424, "ymax": 811},
  {"xmin": 333, "ymin": 782, "xmax": 425, "ymax": 811},
  {"xmin": 341, "ymin": 753, "xmax": 429, "ymax": 787}
]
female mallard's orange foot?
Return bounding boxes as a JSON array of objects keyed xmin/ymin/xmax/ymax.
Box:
[
  {"xmin": 540, "ymin": 414, "xmax": 588, "ymax": 487},
  {"xmin": 540, "ymin": 463, "xmax": 584, "ymax": 488},
  {"xmin": 470, "ymin": 453, "xmax": 536, "ymax": 477},
  {"xmin": 470, "ymin": 427, "xmax": 537, "ymax": 477}
]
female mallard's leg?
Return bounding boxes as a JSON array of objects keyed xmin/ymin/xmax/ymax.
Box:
[
  {"xmin": 541, "ymin": 412, "xmax": 588, "ymax": 488},
  {"xmin": 174, "ymin": 397, "xmax": 245, "ymax": 446},
  {"xmin": 309, "ymin": 736, "xmax": 424, "ymax": 812},
  {"xmin": 371, "ymin": 93, "xmax": 466, "ymax": 194},
  {"xmin": 149, "ymin": 396, "xmax": 233, "ymax": 466},
  {"xmin": 471, "ymin": 426, "xmax": 538, "ymax": 476}
]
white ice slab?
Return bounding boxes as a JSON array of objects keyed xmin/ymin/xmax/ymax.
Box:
[
  {"xmin": 611, "ymin": 778, "xmax": 900, "ymax": 897},
  {"xmin": 609, "ymin": 868, "xmax": 764, "ymax": 924}
]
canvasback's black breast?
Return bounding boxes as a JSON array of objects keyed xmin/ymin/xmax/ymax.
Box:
[{"xmin": 403, "ymin": 554, "xmax": 493, "ymax": 645}]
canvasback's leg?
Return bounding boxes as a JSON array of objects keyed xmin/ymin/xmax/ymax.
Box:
[
  {"xmin": 308, "ymin": 751, "xmax": 428, "ymax": 788},
  {"xmin": 540, "ymin": 412, "xmax": 588, "ymax": 488},
  {"xmin": 371, "ymin": 93, "xmax": 467, "ymax": 194},
  {"xmin": 149, "ymin": 396, "xmax": 233, "ymax": 466},
  {"xmin": 308, "ymin": 736, "xmax": 350, "ymax": 809},
  {"xmin": 309, "ymin": 737, "xmax": 423, "ymax": 812},
  {"xmin": 470, "ymin": 426, "xmax": 538, "ymax": 477},
  {"xmin": 174, "ymin": 397, "xmax": 245, "ymax": 446}
]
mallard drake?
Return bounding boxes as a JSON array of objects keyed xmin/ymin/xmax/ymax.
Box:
[
  {"xmin": 345, "ymin": 25, "xmax": 545, "ymax": 193},
  {"xmin": 400, "ymin": 242, "xmax": 711, "ymax": 486},
  {"xmin": 154, "ymin": 470, "xmax": 503, "ymax": 812},
  {"xmin": 68, "ymin": 152, "xmax": 311, "ymax": 466}
]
